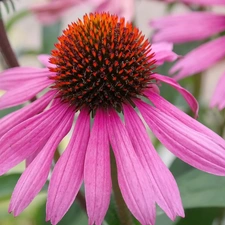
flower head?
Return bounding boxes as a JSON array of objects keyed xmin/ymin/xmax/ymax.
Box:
[
  {"xmin": 151, "ymin": 6, "xmax": 225, "ymax": 110},
  {"xmin": 1, "ymin": 12, "xmax": 225, "ymax": 225}
]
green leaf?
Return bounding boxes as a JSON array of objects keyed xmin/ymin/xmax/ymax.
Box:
[
  {"xmin": 177, "ymin": 169, "xmax": 225, "ymax": 208},
  {"xmin": 0, "ymin": 105, "xmax": 22, "ymax": 119},
  {"xmin": 175, "ymin": 208, "xmax": 223, "ymax": 225},
  {"xmin": 42, "ymin": 21, "xmax": 62, "ymax": 54},
  {"xmin": 170, "ymin": 158, "xmax": 194, "ymax": 178},
  {"xmin": 0, "ymin": 173, "xmax": 21, "ymax": 200}
]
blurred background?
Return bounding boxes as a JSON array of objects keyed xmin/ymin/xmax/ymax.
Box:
[{"xmin": 1, "ymin": 0, "xmax": 225, "ymax": 225}]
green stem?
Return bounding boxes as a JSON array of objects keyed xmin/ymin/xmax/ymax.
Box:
[
  {"xmin": 186, "ymin": 73, "xmax": 202, "ymax": 117},
  {"xmin": 110, "ymin": 149, "xmax": 135, "ymax": 225},
  {"xmin": 192, "ymin": 73, "xmax": 202, "ymax": 99},
  {"xmin": 218, "ymin": 109, "xmax": 225, "ymax": 137},
  {"xmin": 0, "ymin": 18, "xmax": 19, "ymax": 67}
]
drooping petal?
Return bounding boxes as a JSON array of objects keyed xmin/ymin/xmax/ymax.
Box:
[
  {"xmin": 0, "ymin": 78, "xmax": 53, "ymax": 109},
  {"xmin": 123, "ymin": 104, "xmax": 184, "ymax": 220},
  {"xmin": 135, "ymin": 99, "xmax": 225, "ymax": 176},
  {"xmin": 0, "ymin": 67, "xmax": 51, "ymax": 90},
  {"xmin": 0, "ymin": 90, "xmax": 56, "ymax": 138},
  {"xmin": 151, "ymin": 42, "xmax": 178, "ymax": 65},
  {"xmin": 84, "ymin": 108, "xmax": 111, "ymax": 225},
  {"xmin": 107, "ymin": 109, "xmax": 155, "ymax": 225},
  {"xmin": 38, "ymin": 55, "xmax": 53, "ymax": 68},
  {"xmin": 170, "ymin": 36, "xmax": 225, "ymax": 80},
  {"xmin": 0, "ymin": 103, "xmax": 69, "ymax": 175},
  {"xmin": 210, "ymin": 72, "xmax": 225, "ymax": 110},
  {"xmin": 146, "ymin": 91, "xmax": 225, "ymax": 149},
  {"xmin": 149, "ymin": 74, "xmax": 199, "ymax": 118},
  {"xmin": 152, "ymin": 13, "xmax": 225, "ymax": 43},
  {"xmin": 9, "ymin": 109, "xmax": 74, "ymax": 216},
  {"xmin": 46, "ymin": 108, "xmax": 90, "ymax": 225}
]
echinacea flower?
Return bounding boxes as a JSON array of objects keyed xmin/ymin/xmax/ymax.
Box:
[
  {"xmin": 31, "ymin": 0, "xmax": 81, "ymax": 25},
  {"xmin": 151, "ymin": 8, "xmax": 225, "ymax": 110},
  {"xmin": 2, "ymin": 12, "xmax": 225, "ymax": 225}
]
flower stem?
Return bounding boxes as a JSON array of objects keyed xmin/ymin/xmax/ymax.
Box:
[
  {"xmin": 192, "ymin": 73, "xmax": 202, "ymax": 99},
  {"xmin": 110, "ymin": 149, "xmax": 135, "ymax": 225},
  {"xmin": 0, "ymin": 18, "xmax": 19, "ymax": 67}
]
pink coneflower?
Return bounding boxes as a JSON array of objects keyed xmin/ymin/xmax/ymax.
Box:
[
  {"xmin": 151, "ymin": 8, "xmax": 225, "ymax": 109},
  {"xmin": 31, "ymin": 0, "xmax": 81, "ymax": 25},
  {"xmin": 1, "ymin": 12, "xmax": 225, "ymax": 225}
]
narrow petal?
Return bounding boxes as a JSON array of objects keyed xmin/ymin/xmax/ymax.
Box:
[
  {"xmin": 84, "ymin": 108, "xmax": 111, "ymax": 225},
  {"xmin": 151, "ymin": 42, "xmax": 178, "ymax": 65},
  {"xmin": 46, "ymin": 108, "xmax": 90, "ymax": 225},
  {"xmin": 9, "ymin": 109, "xmax": 74, "ymax": 216},
  {"xmin": 0, "ymin": 67, "xmax": 51, "ymax": 90},
  {"xmin": 107, "ymin": 109, "xmax": 155, "ymax": 225},
  {"xmin": 152, "ymin": 13, "xmax": 225, "ymax": 43},
  {"xmin": 210, "ymin": 72, "xmax": 225, "ymax": 110},
  {"xmin": 149, "ymin": 74, "xmax": 199, "ymax": 118},
  {"xmin": 146, "ymin": 91, "xmax": 225, "ymax": 149},
  {"xmin": 0, "ymin": 78, "xmax": 53, "ymax": 109},
  {"xmin": 0, "ymin": 103, "xmax": 69, "ymax": 175},
  {"xmin": 170, "ymin": 36, "xmax": 225, "ymax": 80},
  {"xmin": 135, "ymin": 99, "xmax": 225, "ymax": 176},
  {"xmin": 124, "ymin": 104, "xmax": 184, "ymax": 220},
  {"xmin": 37, "ymin": 55, "xmax": 52, "ymax": 68},
  {"xmin": 0, "ymin": 90, "xmax": 56, "ymax": 138}
]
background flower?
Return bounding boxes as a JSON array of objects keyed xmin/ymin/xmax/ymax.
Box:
[{"xmin": 151, "ymin": 7, "xmax": 225, "ymax": 110}]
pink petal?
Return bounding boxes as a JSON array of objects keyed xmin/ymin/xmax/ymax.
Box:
[
  {"xmin": 46, "ymin": 108, "xmax": 90, "ymax": 225},
  {"xmin": 151, "ymin": 42, "xmax": 178, "ymax": 65},
  {"xmin": 0, "ymin": 67, "xmax": 51, "ymax": 90},
  {"xmin": 152, "ymin": 13, "xmax": 225, "ymax": 43},
  {"xmin": 0, "ymin": 103, "xmax": 70, "ymax": 175},
  {"xmin": 210, "ymin": 72, "xmax": 225, "ymax": 110},
  {"xmin": 31, "ymin": 0, "xmax": 79, "ymax": 25},
  {"xmin": 146, "ymin": 91, "xmax": 225, "ymax": 150},
  {"xmin": 84, "ymin": 108, "xmax": 111, "ymax": 225},
  {"xmin": 38, "ymin": 55, "xmax": 53, "ymax": 68},
  {"xmin": 0, "ymin": 90, "xmax": 56, "ymax": 138},
  {"xmin": 107, "ymin": 109, "xmax": 155, "ymax": 225},
  {"xmin": 9, "ymin": 109, "xmax": 74, "ymax": 216},
  {"xmin": 170, "ymin": 36, "xmax": 225, "ymax": 80},
  {"xmin": 0, "ymin": 78, "xmax": 53, "ymax": 109},
  {"xmin": 181, "ymin": 0, "xmax": 225, "ymax": 6},
  {"xmin": 123, "ymin": 104, "xmax": 184, "ymax": 220},
  {"xmin": 94, "ymin": 0, "xmax": 134, "ymax": 21},
  {"xmin": 135, "ymin": 99, "xmax": 225, "ymax": 176},
  {"xmin": 149, "ymin": 74, "xmax": 199, "ymax": 118}
]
